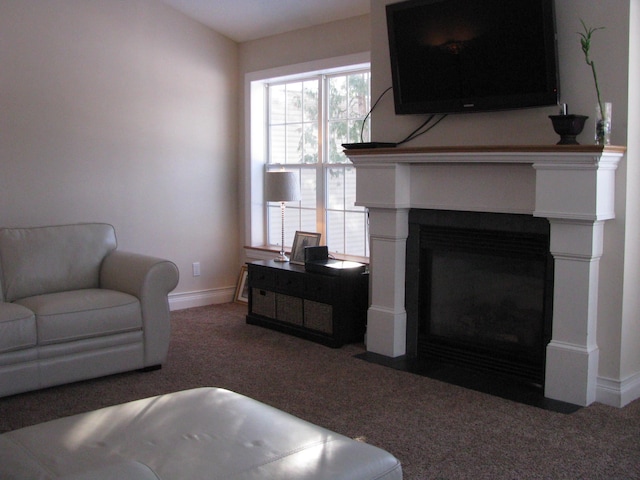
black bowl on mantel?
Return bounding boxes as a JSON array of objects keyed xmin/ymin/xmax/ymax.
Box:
[{"xmin": 549, "ymin": 114, "xmax": 589, "ymax": 145}]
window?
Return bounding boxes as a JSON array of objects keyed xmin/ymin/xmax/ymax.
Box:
[{"xmin": 265, "ymin": 69, "xmax": 371, "ymax": 257}]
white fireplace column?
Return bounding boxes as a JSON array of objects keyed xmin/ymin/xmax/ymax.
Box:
[
  {"xmin": 349, "ymin": 146, "xmax": 624, "ymax": 407},
  {"xmin": 533, "ymin": 155, "xmax": 620, "ymax": 406},
  {"xmin": 543, "ymin": 223, "xmax": 602, "ymax": 406},
  {"xmin": 366, "ymin": 207, "xmax": 409, "ymax": 357},
  {"xmin": 357, "ymin": 163, "xmax": 410, "ymax": 357}
]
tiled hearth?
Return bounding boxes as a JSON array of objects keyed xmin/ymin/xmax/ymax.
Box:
[{"xmin": 346, "ymin": 145, "xmax": 625, "ymax": 407}]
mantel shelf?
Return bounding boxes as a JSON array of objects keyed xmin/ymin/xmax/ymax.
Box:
[
  {"xmin": 345, "ymin": 145, "xmax": 626, "ymax": 166},
  {"xmin": 345, "ymin": 144, "xmax": 626, "ymax": 155}
]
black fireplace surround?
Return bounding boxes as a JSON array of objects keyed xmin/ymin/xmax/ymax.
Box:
[{"xmin": 405, "ymin": 210, "xmax": 554, "ymax": 387}]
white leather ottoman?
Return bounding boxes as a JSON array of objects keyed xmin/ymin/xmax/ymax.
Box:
[{"xmin": 0, "ymin": 387, "xmax": 402, "ymax": 480}]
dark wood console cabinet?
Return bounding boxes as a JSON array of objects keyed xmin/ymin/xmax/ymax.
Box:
[{"xmin": 246, "ymin": 260, "xmax": 369, "ymax": 347}]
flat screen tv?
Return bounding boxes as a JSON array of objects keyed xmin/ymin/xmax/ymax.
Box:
[{"xmin": 386, "ymin": 0, "xmax": 559, "ymax": 114}]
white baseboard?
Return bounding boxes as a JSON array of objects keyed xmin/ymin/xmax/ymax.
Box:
[
  {"xmin": 169, "ymin": 287, "xmax": 235, "ymax": 311},
  {"xmin": 596, "ymin": 371, "xmax": 640, "ymax": 407}
]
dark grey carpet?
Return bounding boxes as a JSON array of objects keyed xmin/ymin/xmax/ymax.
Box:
[{"xmin": 1, "ymin": 303, "xmax": 639, "ymax": 479}]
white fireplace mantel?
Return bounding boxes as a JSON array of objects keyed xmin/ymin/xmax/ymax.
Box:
[{"xmin": 346, "ymin": 145, "xmax": 626, "ymax": 407}]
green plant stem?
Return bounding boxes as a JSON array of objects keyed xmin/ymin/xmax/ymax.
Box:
[
  {"xmin": 579, "ymin": 20, "xmax": 605, "ymax": 118},
  {"xmin": 589, "ymin": 60, "xmax": 604, "ymax": 118}
]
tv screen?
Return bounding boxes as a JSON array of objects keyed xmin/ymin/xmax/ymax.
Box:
[{"xmin": 386, "ymin": 0, "xmax": 559, "ymax": 114}]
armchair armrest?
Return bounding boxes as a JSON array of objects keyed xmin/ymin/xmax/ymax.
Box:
[{"xmin": 100, "ymin": 251, "xmax": 179, "ymax": 366}]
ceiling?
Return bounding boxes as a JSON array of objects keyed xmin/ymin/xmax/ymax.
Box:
[{"xmin": 161, "ymin": 0, "xmax": 371, "ymax": 43}]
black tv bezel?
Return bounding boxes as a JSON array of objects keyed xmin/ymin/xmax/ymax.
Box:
[{"xmin": 385, "ymin": 0, "xmax": 560, "ymax": 115}]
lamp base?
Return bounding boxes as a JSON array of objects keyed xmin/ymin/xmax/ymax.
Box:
[{"xmin": 274, "ymin": 253, "xmax": 289, "ymax": 262}]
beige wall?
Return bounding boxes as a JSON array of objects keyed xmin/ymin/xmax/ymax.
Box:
[
  {"xmin": 239, "ymin": 14, "xmax": 370, "ymax": 73},
  {"xmin": 370, "ymin": 0, "xmax": 639, "ymax": 395},
  {"xmin": 0, "ymin": 0, "xmax": 239, "ymax": 307}
]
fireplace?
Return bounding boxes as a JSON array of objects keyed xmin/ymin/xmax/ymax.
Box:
[
  {"xmin": 346, "ymin": 145, "xmax": 624, "ymax": 406},
  {"xmin": 405, "ymin": 210, "xmax": 553, "ymax": 386}
]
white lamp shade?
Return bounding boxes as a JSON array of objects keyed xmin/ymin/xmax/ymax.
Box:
[{"xmin": 265, "ymin": 171, "xmax": 301, "ymax": 202}]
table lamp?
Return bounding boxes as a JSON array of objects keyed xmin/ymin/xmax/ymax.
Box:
[{"xmin": 265, "ymin": 171, "xmax": 301, "ymax": 262}]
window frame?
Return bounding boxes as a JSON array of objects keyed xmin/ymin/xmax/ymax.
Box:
[
  {"xmin": 244, "ymin": 53, "xmax": 370, "ymax": 260},
  {"xmin": 265, "ymin": 70, "xmax": 370, "ymax": 256}
]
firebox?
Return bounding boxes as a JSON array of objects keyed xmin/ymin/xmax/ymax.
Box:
[{"xmin": 405, "ymin": 210, "xmax": 554, "ymax": 386}]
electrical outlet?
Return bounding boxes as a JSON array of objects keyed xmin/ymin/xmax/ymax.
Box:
[{"xmin": 192, "ymin": 262, "xmax": 201, "ymax": 277}]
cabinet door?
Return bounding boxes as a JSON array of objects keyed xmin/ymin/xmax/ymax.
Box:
[
  {"xmin": 276, "ymin": 270, "xmax": 304, "ymax": 296},
  {"xmin": 303, "ymin": 273, "xmax": 334, "ymax": 302},
  {"xmin": 250, "ymin": 266, "xmax": 276, "ymax": 290}
]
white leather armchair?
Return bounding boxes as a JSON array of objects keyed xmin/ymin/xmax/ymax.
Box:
[{"xmin": 0, "ymin": 223, "xmax": 179, "ymax": 397}]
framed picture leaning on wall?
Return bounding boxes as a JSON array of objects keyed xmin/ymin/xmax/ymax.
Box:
[{"xmin": 234, "ymin": 265, "xmax": 249, "ymax": 303}]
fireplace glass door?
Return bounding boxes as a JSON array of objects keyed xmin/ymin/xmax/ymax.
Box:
[{"xmin": 407, "ymin": 210, "xmax": 553, "ymax": 386}]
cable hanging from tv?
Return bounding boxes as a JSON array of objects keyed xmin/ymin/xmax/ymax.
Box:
[
  {"xmin": 343, "ymin": 86, "xmax": 447, "ymax": 149},
  {"xmin": 358, "ymin": 86, "xmax": 392, "ymax": 143},
  {"xmin": 395, "ymin": 113, "xmax": 447, "ymax": 146}
]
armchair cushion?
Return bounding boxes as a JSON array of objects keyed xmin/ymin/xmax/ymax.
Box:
[{"xmin": 16, "ymin": 289, "xmax": 141, "ymax": 345}]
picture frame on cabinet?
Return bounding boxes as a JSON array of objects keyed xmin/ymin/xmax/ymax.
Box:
[{"xmin": 289, "ymin": 231, "xmax": 321, "ymax": 265}]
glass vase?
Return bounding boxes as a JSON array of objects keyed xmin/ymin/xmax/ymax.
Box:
[{"xmin": 595, "ymin": 102, "xmax": 612, "ymax": 145}]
